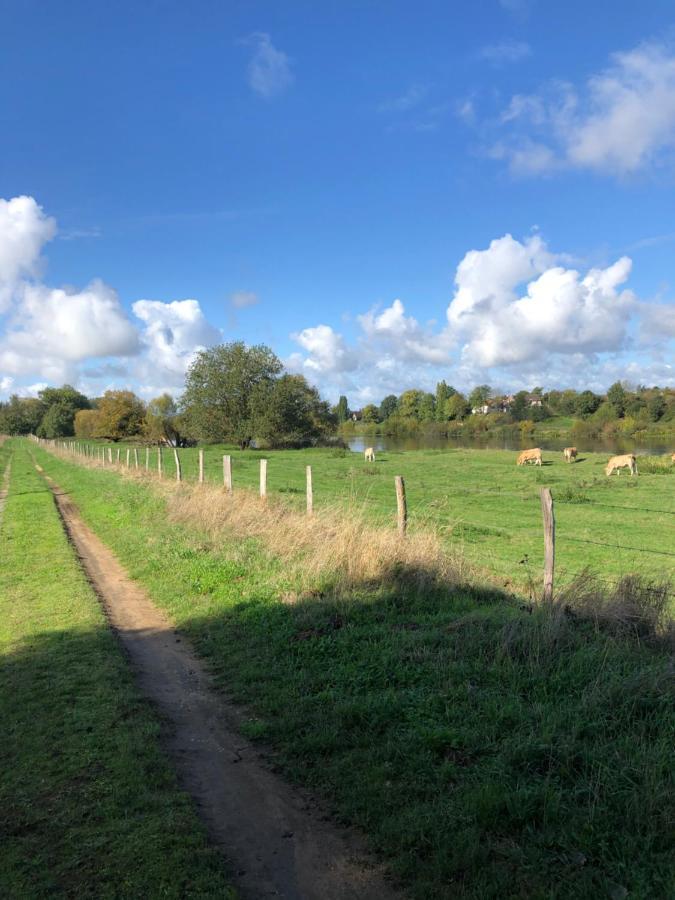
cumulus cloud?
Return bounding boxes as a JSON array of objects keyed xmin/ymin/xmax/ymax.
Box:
[
  {"xmin": 245, "ymin": 33, "xmax": 293, "ymax": 99},
  {"xmin": 132, "ymin": 298, "xmax": 221, "ymax": 386},
  {"xmin": 478, "ymin": 40, "xmax": 531, "ymax": 65},
  {"xmin": 447, "ymin": 234, "xmax": 636, "ymax": 366},
  {"xmin": 358, "ymin": 299, "xmax": 452, "ymax": 364},
  {"xmin": 0, "ymin": 280, "xmax": 140, "ymax": 381},
  {"xmin": 492, "ymin": 42, "xmax": 675, "ymax": 176},
  {"xmin": 292, "ymin": 324, "xmax": 359, "ymax": 374},
  {"xmin": 0, "ymin": 195, "xmax": 56, "ymax": 311},
  {"xmin": 230, "ymin": 290, "xmax": 259, "ymax": 309}
]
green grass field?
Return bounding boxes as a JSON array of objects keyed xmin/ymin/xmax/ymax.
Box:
[
  {"xmin": 26, "ymin": 439, "xmax": 675, "ymax": 899},
  {"xmin": 70, "ymin": 441, "xmax": 675, "ymax": 591},
  {"xmin": 0, "ymin": 442, "xmax": 234, "ymax": 898}
]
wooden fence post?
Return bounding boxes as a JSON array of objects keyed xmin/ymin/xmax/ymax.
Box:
[
  {"xmin": 145, "ymin": 447, "xmax": 149, "ymax": 472},
  {"xmin": 134, "ymin": 448, "xmax": 139, "ymax": 469},
  {"xmin": 157, "ymin": 447, "xmax": 163, "ymax": 478},
  {"xmin": 108, "ymin": 447, "xmax": 112, "ymax": 463},
  {"xmin": 395, "ymin": 476, "xmax": 407, "ymax": 537},
  {"xmin": 540, "ymin": 488, "xmax": 555, "ymax": 603},
  {"xmin": 306, "ymin": 465, "xmax": 313, "ymax": 515},
  {"xmin": 259, "ymin": 459, "xmax": 267, "ymax": 499},
  {"xmin": 126, "ymin": 449, "xmax": 130, "ymax": 468},
  {"xmin": 199, "ymin": 448, "xmax": 204, "ymax": 484},
  {"xmin": 173, "ymin": 448, "xmax": 181, "ymax": 482},
  {"xmin": 223, "ymin": 455, "xmax": 232, "ymax": 492},
  {"xmin": 116, "ymin": 448, "xmax": 120, "ymax": 464}
]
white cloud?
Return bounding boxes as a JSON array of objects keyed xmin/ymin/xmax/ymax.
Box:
[
  {"xmin": 358, "ymin": 299, "xmax": 453, "ymax": 364},
  {"xmin": 132, "ymin": 298, "xmax": 221, "ymax": 383},
  {"xmin": 245, "ymin": 33, "xmax": 293, "ymax": 99},
  {"xmin": 292, "ymin": 324, "xmax": 359, "ymax": 375},
  {"xmin": 0, "ymin": 195, "xmax": 56, "ymax": 311},
  {"xmin": 230, "ymin": 290, "xmax": 259, "ymax": 309},
  {"xmin": 492, "ymin": 42, "xmax": 675, "ymax": 176},
  {"xmin": 0, "ymin": 375, "xmax": 14, "ymax": 395},
  {"xmin": 478, "ymin": 40, "xmax": 531, "ymax": 65},
  {"xmin": 447, "ymin": 235, "xmax": 636, "ymax": 366},
  {"xmin": 0, "ymin": 280, "xmax": 140, "ymax": 380}
]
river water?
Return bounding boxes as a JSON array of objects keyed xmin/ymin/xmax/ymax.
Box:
[{"xmin": 347, "ymin": 433, "xmax": 674, "ymax": 455}]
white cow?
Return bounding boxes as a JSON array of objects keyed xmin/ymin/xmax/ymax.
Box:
[
  {"xmin": 364, "ymin": 447, "xmax": 375, "ymax": 462},
  {"xmin": 605, "ymin": 454, "xmax": 637, "ymax": 476}
]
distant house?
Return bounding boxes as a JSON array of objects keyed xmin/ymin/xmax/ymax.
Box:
[
  {"xmin": 471, "ymin": 403, "xmax": 490, "ymax": 415},
  {"xmin": 527, "ymin": 394, "xmax": 543, "ymax": 407},
  {"xmin": 351, "ymin": 411, "xmax": 361, "ymax": 422}
]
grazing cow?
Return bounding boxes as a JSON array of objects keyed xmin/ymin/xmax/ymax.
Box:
[
  {"xmin": 671, "ymin": 453, "xmax": 675, "ymax": 463},
  {"xmin": 516, "ymin": 448, "xmax": 542, "ymax": 466},
  {"xmin": 364, "ymin": 447, "xmax": 375, "ymax": 462},
  {"xmin": 605, "ymin": 454, "xmax": 638, "ymax": 476},
  {"xmin": 563, "ymin": 447, "xmax": 578, "ymax": 463}
]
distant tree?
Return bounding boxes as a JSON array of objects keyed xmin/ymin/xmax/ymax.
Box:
[
  {"xmin": 335, "ymin": 395, "xmax": 350, "ymax": 424},
  {"xmin": 510, "ymin": 391, "xmax": 530, "ymax": 421},
  {"xmin": 607, "ymin": 381, "xmax": 627, "ymax": 417},
  {"xmin": 379, "ymin": 394, "xmax": 398, "ymax": 420},
  {"xmin": 94, "ymin": 390, "xmax": 145, "ymax": 441},
  {"xmin": 445, "ymin": 393, "xmax": 470, "ymax": 420},
  {"xmin": 36, "ymin": 385, "xmax": 90, "ymax": 438},
  {"xmin": 558, "ymin": 390, "xmax": 578, "ymax": 415},
  {"xmin": 181, "ymin": 342, "xmax": 282, "ymax": 445},
  {"xmin": 360, "ymin": 403, "xmax": 379, "ymax": 423},
  {"xmin": 398, "ymin": 389, "xmax": 425, "ymax": 420},
  {"xmin": 468, "ymin": 384, "xmax": 491, "ymax": 409},
  {"xmin": 574, "ymin": 390, "xmax": 601, "ymax": 418},
  {"xmin": 418, "ymin": 393, "xmax": 436, "ymax": 422},
  {"xmin": 252, "ymin": 374, "xmax": 334, "ymax": 447},
  {"xmin": 144, "ymin": 394, "xmax": 189, "ymax": 446},
  {"xmin": 434, "ymin": 381, "xmax": 455, "ymax": 421},
  {"xmin": 74, "ymin": 409, "xmax": 100, "ymax": 439},
  {"xmin": 0, "ymin": 395, "xmax": 45, "ymax": 434},
  {"xmin": 647, "ymin": 394, "xmax": 666, "ymax": 422}
]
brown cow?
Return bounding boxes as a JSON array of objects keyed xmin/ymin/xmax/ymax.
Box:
[
  {"xmin": 605, "ymin": 454, "xmax": 637, "ymax": 476},
  {"xmin": 364, "ymin": 447, "xmax": 375, "ymax": 462},
  {"xmin": 517, "ymin": 448, "xmax": 542, "ymax": 466},
  {"xmin": 671, "ymin": 453, "xmax": 675, "ymax": 463},
  {"xmin": 563, "ymin": 447, "xmax": 578, "ymax": 463}
]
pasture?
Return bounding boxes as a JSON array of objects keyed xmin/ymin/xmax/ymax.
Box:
[
  {"xmin": 73, "ymin": 442, "xmax": 675, "ymax": 592},
  {"xmin": 18, "ymin": 437, "xmax": 675, "ymax": 898}
]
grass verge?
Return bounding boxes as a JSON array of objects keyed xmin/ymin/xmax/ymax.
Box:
[
  {"xmin": 30, "ymin": 440, "xmax": 675, "ymax": 899},
  {"xmin": 0, "ymin": 441, "xmax": 234, "ymax": 898}
]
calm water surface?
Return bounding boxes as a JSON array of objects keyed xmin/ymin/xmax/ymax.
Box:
[{"xmin": 347, "ymin": 434, "xmax": 674, "ymax": 456}]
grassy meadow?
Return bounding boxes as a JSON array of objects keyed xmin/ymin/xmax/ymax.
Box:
[
  {"xmin": 25, "ymin": 438, "xmax": 675, "ymax": 899},
  {"xmin": 0, "ymin": 442, "xmax": 234, "ymax": 898},
  {"xmin": 72, "ymin": 441, "xmax": 675, "ymax": 592}
]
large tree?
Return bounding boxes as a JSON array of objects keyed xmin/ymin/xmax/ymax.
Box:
[
  {"xmin": 252, "ymin": 374, "xmax": 334, "ymax": 447},
  {"xmin": 379, "ymin": 394, "xmax": 398, "ymax": 420},
  {"xmin": 0, "ymin": 396, "xmax": 44, "ymax": 434},
  {"xmin": 144, "ymin": 394, "xmax": 189, "ymax": 446},
  {"xmin": 181, "ymin": 342, "xmax": 283, "ymax": 445},
  {"xmin": 94, "ymin": 390, "xmax": 145, "ymax": 441},
  {"xmin": 468, "ymin": 384, "xmax": 491, "ymax": 409},
  {"xmin": 35, "ymin": 385, "xmax": 90, "ymax": 438},
  {"xmin": 335, "ymin": 395, "xmax": 350, "ymax": 423}
]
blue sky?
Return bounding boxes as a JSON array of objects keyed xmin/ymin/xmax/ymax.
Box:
[{"xmin": 1, "ymin": 0, "xmax": 674, "ymax": 404}]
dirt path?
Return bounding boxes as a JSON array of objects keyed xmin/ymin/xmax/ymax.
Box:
[
  {"xmin": 0, "ymin": 457, "xmax": 11, "ymax": 523},
  {"xmin": 35, "ymin": 464, "xmax": 403, "ymax": 900}
]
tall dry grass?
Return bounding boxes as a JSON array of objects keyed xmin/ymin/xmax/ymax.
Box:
[{"xmin": 165, "ymin": 480, "xmax": 481, "ymax": 601}]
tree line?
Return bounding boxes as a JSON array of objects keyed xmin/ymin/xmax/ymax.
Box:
[
  {"xmin": 0, "ymin": 343, "xmax": 336, "ymax": 447},
  {"xmin": 2, "ymin": 344, "xmax": 674, "ymax": 444}
]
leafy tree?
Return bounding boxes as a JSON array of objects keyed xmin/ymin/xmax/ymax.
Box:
[
  {"xmin": 0, "ymin": 396, "xmax": 45, "ymax": 434},
  {"xmin": 144, "ymin": 394, "xmax": 188, "ymax": 446},
  {"xmin": 94, "ymin": 390, "xmax": 145, "ymax": 441},
  {"xmin": 510, "ymin": 390, "xmax": 530, "ymax": 421},
  {"xmin": 35, "ymin": 385, "xmax": 90, "ymax": 438},
  {"xmin": 335, "ymin": 395, "xmax": 350, "ymax": 424},
  {"xmin": 360, "ymin": 404, "xmax": 379, "ymax": 423},
  {"xmin": 379, "ymin": 394, "xmax": 398, "ymax": 420},
  {"xmin": 398, "ymin": 389, "xmax": 425, "ymax": 420},
  {"xmin": 252, "ymin": 374, "xmax": 334, "ymax": 447},
  {"xmin": 74, "ymin": 409, "xmax": 100, "ymax": 439},
  {"xmin": 558, "ymin": 390, "xmax": 579, "ymax": 415},
  {"xmin": 418, "ymin": 393, "xmax": 436, "ymax": 422},
  {"xmin": 607, "ymin": 381, "xmax": 627, "ymax": 417},
  {"xmin": 181, "ymin": 342, "xmax": 282, "ymax": 445},
  {"xmin": 434, "ymin": 381, "xmax": 455, "ymax": 421},
  {"xmin": 445, "ymin": 393, "xmax": 470, "ymax": 420},
  {"xmin": 468, "ymin": 385, "xmax": 491, "ymax": 409},
  {"xmin": 574, "ymin": 390, "xmax": 601, "ymax": 418},
  {"xmin": 647, "ymin": 394, "xmax": 666, "ymax": 422}
]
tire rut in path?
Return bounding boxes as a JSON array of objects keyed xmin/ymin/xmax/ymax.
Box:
[{"xmin": 36, "ymin": 465, "xmax": 403, "ymax": 900}]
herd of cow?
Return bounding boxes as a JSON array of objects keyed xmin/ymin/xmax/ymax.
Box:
[{"xmin": 362, "ymin": 446, "xmax": 675, "ymax": 476}]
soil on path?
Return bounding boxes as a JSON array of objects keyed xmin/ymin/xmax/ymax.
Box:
[{"xmin": 35, "ymin": 464, "xmax": 403, "ymax": 900}]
